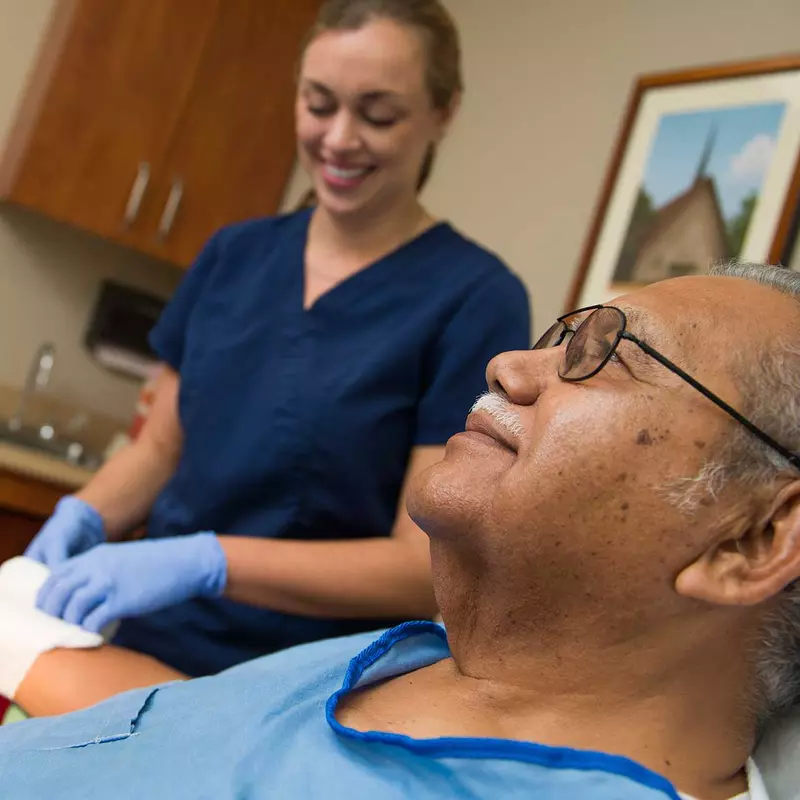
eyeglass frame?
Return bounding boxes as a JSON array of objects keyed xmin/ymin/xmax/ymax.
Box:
[{"xmin": 534, "ymin": 304, "xmax": 800, "ymax": 473}]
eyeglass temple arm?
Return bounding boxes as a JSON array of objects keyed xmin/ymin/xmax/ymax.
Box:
[{"xmin": 629, "ymin": 336, "xmax": 800, "ymax": 471}]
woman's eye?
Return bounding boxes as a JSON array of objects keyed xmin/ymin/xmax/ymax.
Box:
[
  {"xmin": 360, "ymin": 109, "xmax": 399, "ymax": 128},
  {"xmin": 308, "ymin": 104, "xmax": 336, "ymax": 117},
  {"xmin": 361, "ymin": 113, "xmax": 399, "ymax": 128}
]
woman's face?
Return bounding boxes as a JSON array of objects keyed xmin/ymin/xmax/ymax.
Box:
[{"xmin": 296, "ymin": 18, "xmax": 452, "ymax": 220}]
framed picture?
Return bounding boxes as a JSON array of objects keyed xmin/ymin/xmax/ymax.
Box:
[{"xmin": 567, "ymin": 55, "xmax": 800, "ymax": 310}]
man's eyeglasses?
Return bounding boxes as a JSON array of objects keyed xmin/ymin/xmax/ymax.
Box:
[{"xmin": 533, "ymin": 304, "xmax": 800, "ymax": 472}]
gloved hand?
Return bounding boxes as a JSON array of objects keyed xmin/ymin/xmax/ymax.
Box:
[
  {"xmin": 24, "ymin": 496, "xmax": 106, "ymax": 567},
  {"xmin": 35, "ymin": 533, "xmax": 227, "ymax": 634}
]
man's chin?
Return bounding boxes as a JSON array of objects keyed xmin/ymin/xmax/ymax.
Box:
[
  {"xmin": 405, "ymin": 454, "xmax": 500, "ymax": 542},
  {"xmin": 405, "ymin": 464, "xmax": 440, "ymax": 528}
]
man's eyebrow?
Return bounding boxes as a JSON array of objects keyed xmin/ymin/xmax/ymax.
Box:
[
  {"xmin": 564, "ymin": 305, "xmax": 668, "ymax": 351},
  {"xmin": 618, "ymin": 307, "xmax": 671, "ymax": 354},
  {"xmin": 619, "ymin": 306, "xmax": 650, "ymax": 332}
]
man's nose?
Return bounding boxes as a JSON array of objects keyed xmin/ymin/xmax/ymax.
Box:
[
  {"xmin": 323, "ymin": 111, "xmax": 360, "ymax": 152},
  {"xmin": 486, "ymin": 349, "xmax": 556, "ymax": 406}
]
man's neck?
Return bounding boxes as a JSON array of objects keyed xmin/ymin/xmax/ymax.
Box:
[
  {"xmin": 447, "ymin": 607, "xmax": 755, "ymax": 799},
  {"xmin": 340, "ymin": 611, "xmax": 755, "ymax": 800}
]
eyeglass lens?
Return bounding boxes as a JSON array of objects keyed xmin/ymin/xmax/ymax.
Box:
[{"xmin": 560, "ymin": 307, "xmax": 623, "ymax": 380}]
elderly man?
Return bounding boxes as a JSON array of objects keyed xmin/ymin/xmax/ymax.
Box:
[{"xmin": 0, "ymin": 261, "xmax": 797, "ymax": 799}]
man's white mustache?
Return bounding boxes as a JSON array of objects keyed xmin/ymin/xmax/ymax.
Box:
[{"xmin": 469, "ymin": 392, "xmax": 524, "ymax": 439}]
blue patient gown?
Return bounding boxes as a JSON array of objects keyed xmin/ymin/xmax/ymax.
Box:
[{"xmin": 0, "ymin": 622, "xmax": 681, "ymax": 799}]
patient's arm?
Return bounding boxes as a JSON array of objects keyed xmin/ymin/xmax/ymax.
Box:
[{"xmin": 14, "ymin": 645, "xmax": 187, "ymax": 717}]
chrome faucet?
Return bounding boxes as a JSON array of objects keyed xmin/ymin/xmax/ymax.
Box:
[{"xmin": 8, "ymin": 342, "xmax": 56, "ymax": 433}]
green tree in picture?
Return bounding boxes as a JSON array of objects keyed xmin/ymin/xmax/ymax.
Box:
[{"xmin": 726, "ymin": 192, "xmax": 758, "ymax": 258}]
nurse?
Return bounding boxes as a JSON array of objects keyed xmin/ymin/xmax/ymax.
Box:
[{"xmin": 23, "ymin": 0, "xmax": 530, "ymax": 678}]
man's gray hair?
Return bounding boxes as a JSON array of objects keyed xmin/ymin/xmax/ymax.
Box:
[{"xmin": 681, "ymin": 261, "xmax": 800, "ymax": 725}]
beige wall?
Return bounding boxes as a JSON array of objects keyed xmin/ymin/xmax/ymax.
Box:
[
  {"xmin": 0, "ymin": 0, "xmax": 181, "ymax": 425},
  {"xmin": 419, "ymin": 0, "xmax": 800, "ymax": 333}
]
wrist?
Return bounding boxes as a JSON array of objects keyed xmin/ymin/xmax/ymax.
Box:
[
  {"xmin": 56, "ymin": 496, "xmax": 105, "ymax": 544},
  {"xmin": 186, "ymin": 533, "xmax": 227, "ymax": 597}
]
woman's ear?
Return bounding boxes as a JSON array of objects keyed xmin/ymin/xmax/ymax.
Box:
[
  {"xmin": 434, "ymin": 92, "xmax": 461, "ymax": 140},
  {"xmin": 676, "ymin": 480, "xmax": 800, "ymax": 606}
]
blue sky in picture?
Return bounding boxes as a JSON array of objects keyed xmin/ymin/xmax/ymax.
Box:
[{"xmin": 641, "ymin": 102, "xmax": 787, "ymax": 221}]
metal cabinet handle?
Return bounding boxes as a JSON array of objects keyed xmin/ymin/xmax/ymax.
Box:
[
  {"xmin": 122, "ymin": 162, "xmax": 150, "ymax": 227},
  {"xmin": 157, "ymin": 178, "xmax": 184, "ymax": 243}
]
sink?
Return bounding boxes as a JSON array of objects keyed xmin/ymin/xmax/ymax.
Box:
[{"xmin": 0, "ymin": 424, "xmax": 102, "ymax": 470}]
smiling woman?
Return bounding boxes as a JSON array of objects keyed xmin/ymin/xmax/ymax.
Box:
[
  {"xmin": 298, "ymin": 0, "xmax": 462, "ymax": 208},
  {"xmin": 14, "ymin": 0, "xmax": 531, "ymax": 696}
]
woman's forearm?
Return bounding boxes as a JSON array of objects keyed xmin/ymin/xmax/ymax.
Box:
[
  {"xmin": 74, "ymin": 366, "xmax": 182, "ymax": 539},
  {"xmin": 220, "ymin": 536, "xmax": 436, "ymax": 619},
  {"xmin": 75, "ymin": 440, "xmax": 177, "ymax": 539},
  {"xmin": 15, "ymin": 645, "xmax": 187, "ymax": 717}
]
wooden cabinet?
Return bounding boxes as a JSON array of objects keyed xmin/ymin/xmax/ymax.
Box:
[
  {"xmin": 0, "ymin": 510, "xmax": 43, "ymax": 565},
  {"xmin": 140, "ymin": 0, "xmax": 318, "ymax": 266},
  {"xmin": 0, "ymin": 471, "xmax": 67, "ymax": 563},
  {"xmin": 0, "ymin": 0, "xmax": 320, "ymax": 267}
]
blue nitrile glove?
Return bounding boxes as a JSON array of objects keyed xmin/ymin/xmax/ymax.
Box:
[
  {"xmin": 36, "ymin": 533, "xmax": 227, "ymax": 634},
  {"xmin": 24, "ymin": 496, "xmax": 106, "ymax": 567}
]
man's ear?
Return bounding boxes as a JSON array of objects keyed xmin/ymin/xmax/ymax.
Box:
[{"xmin": 675, "ymin": 480, "xmax": 800, "ymax": 606}]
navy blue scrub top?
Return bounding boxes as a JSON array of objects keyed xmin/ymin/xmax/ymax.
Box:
[{"xmin": 113, "ymin": 209, "xmax": 530, "ymax": 676}]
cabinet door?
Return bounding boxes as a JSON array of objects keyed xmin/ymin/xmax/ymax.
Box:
[
  {"xmin": 0, "ymin": 0, "xmax": 218, "ymax": 248},
  {"xmin": 0, "ymin": 510, "xmax": 44, "ymax": 564},
  {"xmin": 144, "ymin": 0, "xmax": 321, "ymax": 267}
]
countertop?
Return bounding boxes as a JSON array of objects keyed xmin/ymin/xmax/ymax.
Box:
[
  {"xmin": 0, "ymin": 382, "xmax": 120, "ymax": 517},
  {"xmin": 0, "ymin": 441, "xmax": 94, "ymax": 490},
  {"xmin": 0, "ymin": 383, "xmax": 124, "ymax": 456}
]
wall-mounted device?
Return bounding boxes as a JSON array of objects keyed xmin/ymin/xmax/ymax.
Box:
[{"xmin": 84, "ymin": 281, "xmax": 167, "ymax": 380}]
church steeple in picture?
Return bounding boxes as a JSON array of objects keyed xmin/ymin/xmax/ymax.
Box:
[
  {"xmin": 613, "ymin": 119, "xmax": 730, "ymax": 285},
  {"xmin": 693, "ymin": 123, "xmax": 718, "ymax": 184}
]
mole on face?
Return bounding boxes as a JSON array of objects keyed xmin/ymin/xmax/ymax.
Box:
[{"xmin": 636, "ymin": 429, "xmax": 653, "ymax": 446}]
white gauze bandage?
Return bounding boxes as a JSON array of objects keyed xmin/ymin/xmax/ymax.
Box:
[{"xmin": 0, "ymin": 557, "xmax": 103, "ymax": 699}]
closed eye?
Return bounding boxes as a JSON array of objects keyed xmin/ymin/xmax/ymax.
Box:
[
  {"xmin": 564, "ymin": 322, "xmax": 622, "ymax": 365},
  {"xmin": 308, "ymin": 104, "xmax": 336, "ymax": 117},
  {"xmin": 362, "ymin": 115, "xmax": 399, "ymax": 128}
]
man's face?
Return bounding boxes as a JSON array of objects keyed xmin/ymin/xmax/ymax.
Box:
[{"xmin": 408, "ymin": 276, "xmax": 798, "ymax": 623}]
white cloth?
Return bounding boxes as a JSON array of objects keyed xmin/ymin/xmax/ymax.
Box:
[
  {"xmin": 0, "ymin": 557, "xmax": 103, "ymax": 699},
  {"xmin": 754, "ymin": 705, "xmax": 800, "ymax": 800},
  {"xmin": 0, "ymin": 555, "xmax": 51, "ymax": 608},
  {"xmin": 678, "ymin": 758, "xmax": 768, "ymax": 800}
]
